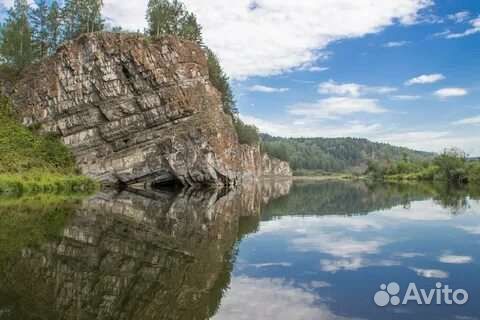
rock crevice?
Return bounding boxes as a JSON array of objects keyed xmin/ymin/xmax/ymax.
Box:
[{"xmin": 9, "ymin": 32, "xmax": 291, "ymax": 186}]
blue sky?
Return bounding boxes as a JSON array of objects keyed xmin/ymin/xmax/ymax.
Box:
[{"xmin": 1, "ymin": 0, "xmax": 479, "ymax": 155}]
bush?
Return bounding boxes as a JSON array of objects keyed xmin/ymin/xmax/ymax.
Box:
[
  {"xmin": 0, "ymin": 95, "xmax": 76, "ymax": 174},
  {"xmin": 468, "ymin": 161, "xmax": 480, "ymax": 183},
  {"xmin": 234, "ymin": 119, "xmax": 259, "ymax": 146},
  {"xmin": 433, "ymin": 149, "xmax": 468, "ymax": 184}
]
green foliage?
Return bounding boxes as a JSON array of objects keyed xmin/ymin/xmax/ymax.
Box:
[
  {"xmin": 62, "ymin": 0, "xmax": 104, "ymax": 40},
  {"xmin": 0, "ymin": 96, "xmax": 77, "ymax": 174},
  {"xmin": 468, "ymin": 161, "xmax": 480, "ymax": 183},
  {"xmin": 433, "ymin": 149, "xmax": 468, "ymax": 183},
  {"xmin": 0, "ymin": 0, "xmax": 35, "ymax": 70},
  {"xmin": 206, "ymin": 48, "xmax": 237, "ymax": 116},
  {"xmin": 0, "ymin": 171, "xmax": 97, "ymax": 195},
  {"xmin": 146, "ymin": 0, "xmax": 202, "ymax": 43},
  {"xmin": 30, "ymin": 0, "xmax": 49, "ymax": 58},
  {"xmin": 367, "ymin": 148, "xmax": 480, "ymax": 186},
  {"xmin": 261, "ymin": 135, "xmax": 433, "ymax": 173},
  {"xmin": 46, "ymin": 1, "xmax": 62, "ymax": 53},
  {"xmin": 0, "ymin": 96, "xmax": 96, "ymax": 195},
  {"xmin": 0, "ymin": 0, "xmax": 104, "ymax": 70},
  {"xmin": 234, "ymin": 118, "xmax": 259, "ymax": 145}
]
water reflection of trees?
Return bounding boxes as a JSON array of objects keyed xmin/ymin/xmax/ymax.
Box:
[
  {"xmin": 261, "ymin": 180, "xmax": 479, "ymax": 219},
  {"xmin": 0, "ymin": 180, "xmax": 291, "ymax": 320}
]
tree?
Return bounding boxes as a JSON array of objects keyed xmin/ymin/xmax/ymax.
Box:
[
  {"xmin": 434, "ymin": 149, "xmax": 468, "ymax": 184},
  {"xmin": 62, "ymin": 0, "xmax": 104, "ymax": 41},
  {"xmin": 146, "ymin": 0, "xmax": 202, "ymax": 43},
  {"xmin": 206, "ymin": 48, "xmax": 237, "ymax": 116},
  {"xmin": 0, "ymin": 0, "xmax": 34, "ymax": 70},
  {"xmin": 30, "ymin": 0, "xmax": 49, "ymax": 58},
  {"xmin": 179, "ymin": 12, "xmax": 202, "ymax": 43},
  {"xmin": 46, "ymin": 1, "xmax": 62, "ymax": 54},
  {"xmin": 235, "ymin": 119, "xmax": 259, "ymax": 145}
]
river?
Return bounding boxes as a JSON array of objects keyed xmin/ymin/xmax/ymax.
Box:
[{"xmin": 0, "ymin": 180, "xmax": 479, "ymax": 319}]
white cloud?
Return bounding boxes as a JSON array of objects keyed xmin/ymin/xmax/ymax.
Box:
[
  {"xmin": 452, "ymin": 115, "xmax": 480, "ymax": 125},
  {"xmin": 100, "ymin": 0, "xmax": 434, "ymax": 79},
  {"xmin": 410, "ymin": 268, "xmax": 449, "ymax": 279},
  {"xmin": 448, "ymin": 11, "xmax": 471, "ymax": 23},
  {"xmin": 374, "ymin": 131, "xmax": 480, "ymax": 156},
  {"xmin": 318, "ymin": 80, "xmax": 396, "ymax": 97},
  {"xmin": 289, "ymin": 97, "xmax": 387, "ymax": 120},
  {"xmin": 443, "ymin": 16, "xmax": 480, "ymax": 39},
  {"xmin": 391, "ymin": 95, "xmax": 421, "ymax": 101},
  {"xmin": 438, "ymin": 254, "xmax": 473, "ymax": 264},
  {"xmin": 212, "ymin": 276, "xmax": 348, "ymax": 320},
  {"xmin": 249, "ymin": 262, "xmax": 292, "ymax": 268},
  {"xmin": 308, "ymin": 66, "xmax": 329, "ymax": 72},
  {"xmin": 241, "ymin": 114, "xmax": 382, "ymax": 138},
  {"xmin": 248, "ymin": 85, "xmax": 289, "ymax": 93},
  {"xmin": 383, "ymin": 41, "xmax": 410, "ymax": 48},
  {"xmin": 405, "ymin": 73, "xmax": 445, "ymax": 85},
  {"xmin": 434, "ymin": 88, "xmax": 468, "ymax": 98}
]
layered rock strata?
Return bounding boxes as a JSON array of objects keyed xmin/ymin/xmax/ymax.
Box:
[{"xmin": 9, "ymin": 32, "xmax": 291, "ymax": 187}]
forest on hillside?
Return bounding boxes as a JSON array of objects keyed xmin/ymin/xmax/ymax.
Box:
[{"xmin": 261, "ymin": 134, "xmax": 434, "ymax": 173}]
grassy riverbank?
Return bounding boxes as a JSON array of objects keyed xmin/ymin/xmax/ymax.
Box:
[{"xmin": 0, "ymin": 95, "xmax": 97, "ymax": 195}]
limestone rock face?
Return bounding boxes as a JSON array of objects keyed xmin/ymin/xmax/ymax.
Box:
[{"xmin": 10, "ymin": 32, "xmax": 291, "ymax": 186}]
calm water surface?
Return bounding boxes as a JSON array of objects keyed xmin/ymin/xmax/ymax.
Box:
[{"xmin": 0, "ymin": 180, "xmax": 479, "ymax": 320}]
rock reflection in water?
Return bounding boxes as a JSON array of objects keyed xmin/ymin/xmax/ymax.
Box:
[{"xmin": 0, "ymin": 180, "xmax": 292, "ymax": 320}]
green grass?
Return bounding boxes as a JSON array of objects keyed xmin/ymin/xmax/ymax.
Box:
[
  {"xmin": 0, "ymin": 95, "xmax": 97, "ymax": 195},
  {"xmin": 0, "ymin": 170, "xmax": 97, "ymax": 195}
]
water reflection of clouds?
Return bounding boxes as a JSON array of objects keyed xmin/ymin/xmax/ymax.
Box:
[
  {"xmin": 320, "ymin": 257, "xmax": 400, "ymax": 273},
  {"xmin": 212, "ymin": 276, "xmax": 351, "ymax": 320},
  {"xmin": 410, "ymin": 268, "xmax": 449, "ymax": 279},
  {"xmin": 438, "ymin": 254, "xmax": 473, "ymax": 264},
  {"xmin": 252, "ymin": 198, "xmax": 479, "ymax": 275},
  {"xmin": 457, "ymin": 225, "xmax": 480, "ymax": 235},
  {"xmin": 394, "ymin": 252, "xmax": 425, "ymax": 259},
  {"xmin": 374, "ymin": 200, "xmax": 455, "ymax": 221}
]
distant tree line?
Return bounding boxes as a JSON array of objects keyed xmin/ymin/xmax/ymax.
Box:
[
  {"xmin": 0, "ymin": 0, "xmax": 255, "ymax": 145},
  {"xmin": 367, "ymin": 148, "xmax": 480, "ymax": 185},
  {"xmin": 260, "ymin": 135, "xmax": 433, "ymax": 173}
]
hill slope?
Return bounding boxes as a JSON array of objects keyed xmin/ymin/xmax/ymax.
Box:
[
  {"xmin": 261, "ymin": 134, "xmax": 434, "ymax": 174},
  {"xmin": 0, "ymin": 95, "xmax": 95, "ymax": 194}
]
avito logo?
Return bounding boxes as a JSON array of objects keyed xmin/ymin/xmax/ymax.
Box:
[{"xmin": 374, "ymin": 282, "xmax": 469, "ymax": 307}]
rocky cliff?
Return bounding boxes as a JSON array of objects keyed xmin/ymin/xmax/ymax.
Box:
[{"xmin": 9, "ymin": 32, "xmax": 291, "ymax": 187}]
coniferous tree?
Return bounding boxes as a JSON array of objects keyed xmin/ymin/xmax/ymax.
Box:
[
  {"xmin": 46, "ymin": 1, "xmax": 62, "ymax": 54},
  {"xmin": 30, "ymin": 0, "xmax": 49, "ymax": 58},
  {"xmin": 146, "ymin": 0, "xmax": 202, "ymax": 43},
  {"xmin": 0, "ymin": 0, "xmax": 34, "ymax": 70},
  {"xmin": 206, "ymin": 48, "xmax": 237, "ymax": 116},
  {"xmin": 62, "ymin": 0, "xmax": 104, "ymax": 41}
]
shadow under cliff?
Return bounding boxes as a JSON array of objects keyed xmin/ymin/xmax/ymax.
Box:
[{"xmin": 0, "ymin": 180, "xmax": 292, "ymax": 320}]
